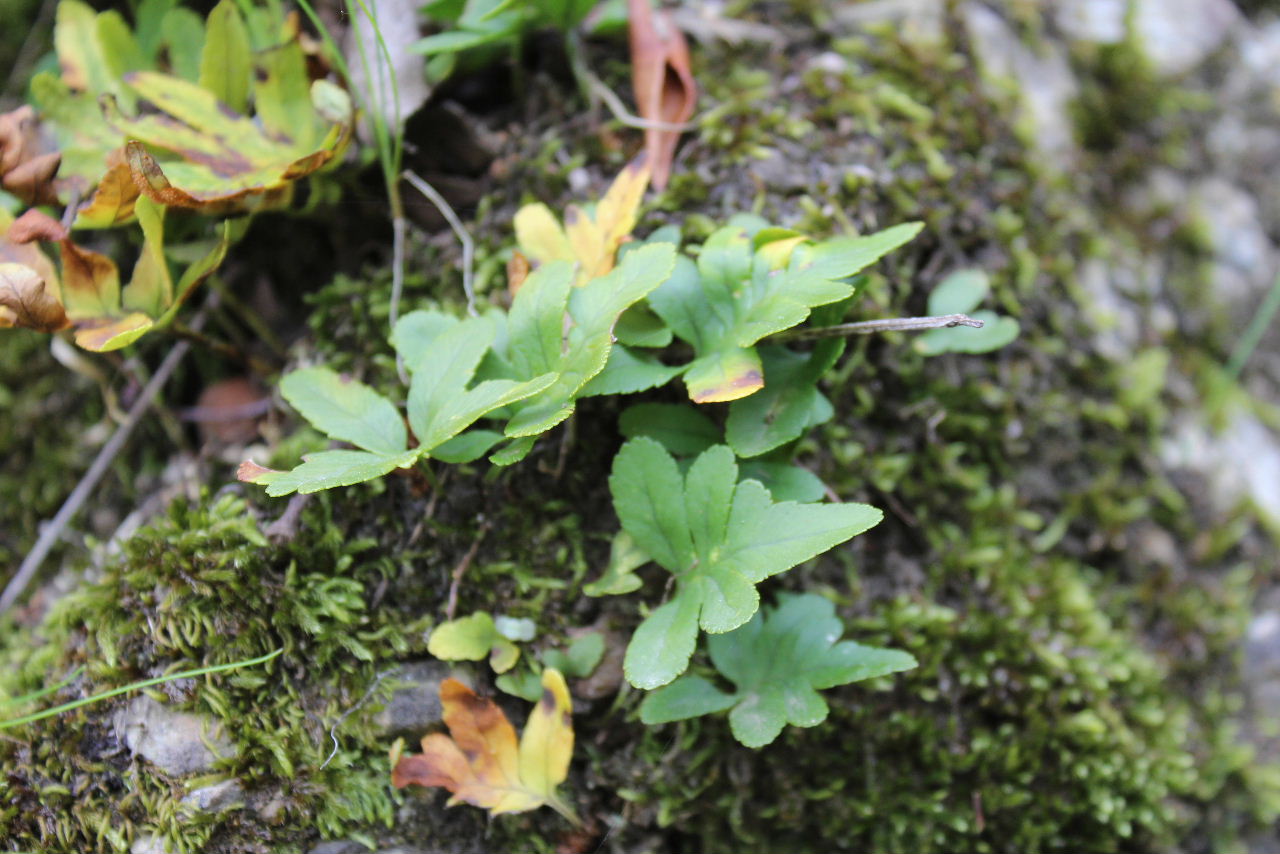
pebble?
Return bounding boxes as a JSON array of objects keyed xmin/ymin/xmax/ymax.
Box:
[{"xmin": 114, "ymin": 696, "xmax": 237, "ymax": 776}]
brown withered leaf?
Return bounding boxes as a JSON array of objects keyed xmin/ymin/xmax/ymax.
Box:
[
  {"xmin": 628, "ymin": 0, "xmax": 697, "ymax": 190},
  {"xmin": 0, "ymin": 106, "xmax": 62, "ymax": 205},
  {"xmin": 8, "ymin": 209, "xmax": 69, "ymax": 244},
  {"xmin": 392, "ymin": 670, "xmax": 578, "ymax": 822},
  {"xmin": 0, "ymin": 264, "xmax": 69, "ymax": 333}
]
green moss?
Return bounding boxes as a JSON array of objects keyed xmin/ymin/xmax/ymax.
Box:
[
  {"xmin": 0, "ymin": 493, "xmax": 414, "ymax": 852},
  {"xmin": 2, "ymin": 4, "xmax": 1277, "ymax": 854}
]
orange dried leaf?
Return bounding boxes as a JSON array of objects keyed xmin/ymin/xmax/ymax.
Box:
[
  {"xmin": 507, "ymin": 250, "xmax": 532, "ymax": 296},
  {"xmin": 0, "ymin": 106, "xmax": 62, "ymax": 205},
  {"xmin": 627, "ymin": 0, "xmax": 696, "ymax": 189},
  {"xmin": 237, "ymin": 460, "xmax": 281, "ymax": 483},
  {"xmin": 392, "ymin": 670, "xmax": 578, "ymax": 822}
]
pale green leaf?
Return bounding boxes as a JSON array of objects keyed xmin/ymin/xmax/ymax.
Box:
[
  {"xmin": 199, "ymin": 0, "xmax": 251, "ymax": 114},
  {"xmin": 280, "ymin": 367, "xmax": 406, "ymax": 456},
  {"xmin": 256, "ymin": 449, "xmax": 418, "ymax": 496}
]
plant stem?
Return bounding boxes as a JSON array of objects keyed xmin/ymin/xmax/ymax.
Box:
[
  {"xmin": 1226, "ymin": 269, "xmax": 1280, "ymax": 379},
  {"xmin": 403, "ymin": 170, "xmax": 477, "ymax": 316},
  {"xmin": 773, "ymin": 313, "xmax": 984, "ymax": 342}
]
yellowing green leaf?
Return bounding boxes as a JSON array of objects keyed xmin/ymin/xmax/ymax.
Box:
[
  {"xmin": 514, "ymin": 155, "xmax": 651, "ymax": 285},
  {"xmin": 116, "ymin": 71, "xmax": 350, "ymax": 211},
  {"xmin": 428, "ymin": 611, "xmax": 523, "ymax": 674},
  {"xmin": 513, "ymin": 203, "xmax": 573, "ymax": 271},
  {"xmin": 73, "ymin": 159, "xmax": 140, "ymax": 228}
]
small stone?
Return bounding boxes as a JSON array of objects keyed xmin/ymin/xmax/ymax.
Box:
[
  {"xmin": 1191, "ymin": 178, "xmax": 1280, "ymax": 320},
  {"xmin": 1246, "ymin": 613, "xmax": 1280, "ymax": 678},
  {"xmin": 114, "ymin": 696, "xmax": 236, "ymax": 776},
  {"xmin": 1133, "ymin": 0, "xmax": 1243, "ymax": 77},
  {"xmin": 962, "ymin": 3, "xmax": 1080, "ymax": 160},
  {"xmin": 1055, "ymin": 0, "xmax": 1128, "ymax": 45},
  {"xmin": 373, "ymin": 661, "xmax": 474, "ymax": 738},
  {"xmin": 131, "ymin": 835, "xmax": 171, "ymax": 854},
  {"xmin": 834, "ymin": 0, "xmax": 946, "ymax": 45},
  {"xmin": 180, "ymin": 778, "xmax": 244, "ymax": 813},
  {"xmin": 1078, "ymin": 257, "xmax": 1143, "ymax": 361},
  {"xmin": 1161, "ymin": 412, "xmax": 1280, "ymax": 524},
  {"xmin": 307, "ymin": 843, "xmax": 367, "ymax": 854}
]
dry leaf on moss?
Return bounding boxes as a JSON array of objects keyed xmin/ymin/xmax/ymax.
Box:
[{"xmin": 392, "ymin": 669, "xmax": 578, "ymax": 822}]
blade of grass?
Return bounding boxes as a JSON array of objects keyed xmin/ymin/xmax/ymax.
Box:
[
  {"xmin": 0, "ymin": 649, "xmax": 283, "ymax": 730},
  {"xmin": 294, "ymin": 0, "xmax": 409, "ymax": 378},
  {"xmin": 1226, "ymin": 269, "xmax": 1280, "ymax": 379},
  {"xmin": 0, "ymin": 667, "xmax": 84, "ymax": 709}
]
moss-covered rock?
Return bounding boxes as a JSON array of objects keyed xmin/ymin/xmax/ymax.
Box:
[{"xmin": 2, "ymin": 3, "xmax": 1278, "ymax": 854}]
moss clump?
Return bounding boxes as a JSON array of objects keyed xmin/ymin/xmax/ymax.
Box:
[
  {"xmin": 614, "ymin": 551, "xmax": 1195, "ymax": 853},
  {"xmin": 2, "ymin": 4, "xmax": 1277, "ymax": 854},
  {"xmin": 0, "ymin": 493, "xmax": 415, "ymax": 853}
]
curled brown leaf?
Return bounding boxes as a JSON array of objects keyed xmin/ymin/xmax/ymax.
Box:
[
  {"xmin": 0, "ymin": 263, "xmax": 70, "ymax": 333},
  {"xmin": 8, "ymin": 209, "xmax": 69, "ymax": 244},
  {"xmin": 0, "ymin": 106, "xmax": 62, "ymax": 205},
  {"xmin": 628, "ymin": 0, "xmax": 697, "ymax": 189}
]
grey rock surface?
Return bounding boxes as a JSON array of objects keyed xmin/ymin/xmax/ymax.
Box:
[
  {"xmin": 180, "ymin": 778, "xmax": 244, "ymax": 813},
  {"xmin": 963, "ymin": 3, "xmax": 1080, "ymax": 159},
  {"xmin": 114, "ymin": 695, "xmax": 236, "ymax": 776},
  {"xmin": 373, "ymin": 661, "xmax": 474, "ymax": 737}
]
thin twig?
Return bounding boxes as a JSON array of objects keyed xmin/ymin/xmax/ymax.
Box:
[
  {"xmin": 445, "ymin": 524, "xmax": 489, "ymax": 621},
  {"xmin": 402, "ymin": 170, "xmax": 476, "ymax": 318},
  {"xmin": 565, "ymin": 29, "xmax": 697, "ymax": 133},
  {"xmin": 319, "ymin": 666, "xmax": 398, "ymax": 770},
  {"xmin": 264, "ymin": 493, "xmax": 312, "ymax": 545},
  {"xmin": 774, "ymin": 313, "xmax": 983, "ymax": 342},
  {"xmin": 1, "ymin": 302, "xmax": 213, "ymax": 614}
]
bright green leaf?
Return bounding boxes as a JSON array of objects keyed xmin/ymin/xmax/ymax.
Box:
[
  {"xmin": 280, "ymin": 367, "xmax": 407, "ymax": 456},
  {"xmin": 499, "ymin": 243, "xmax": 676, "ymax": 438},
  {"xmin": 650, "ymin": 221, "xmax": 918, "ymax": 404},
  {"xmin": 640, "ymin": 594, "xmax": 917, "ymax": 747},
  {"xmin": 577, "ymin": 346, "xmax": 682, "ymax": 397},
  {"xmin": 926, "ymin": 268, "xmax": 989, "ymax": 316},
  {"xmin": 611, "ymin": 439, "xmax": 884, "ymax": 688},
  {"xmin": 249, "ymin": 449, "xmax": 419, "ymax": 496}
]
